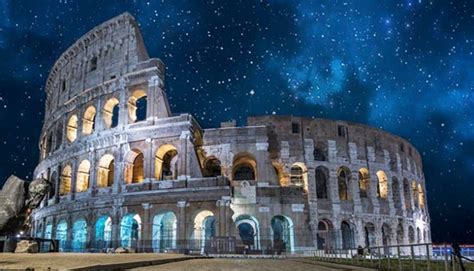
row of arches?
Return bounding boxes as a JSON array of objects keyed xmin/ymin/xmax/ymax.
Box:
[
  {"xmin": 63, "ymin": 90, "xmax": 147, "ymax": 143},
  {"xmin": 314, "ymin": 166, "xmax": 426, "ymax": 210}
]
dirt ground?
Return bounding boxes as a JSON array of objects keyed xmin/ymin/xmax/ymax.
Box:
[
  {"xmin": 0, "ymin": 253, "xmax": 185, "ymax": 270},
  {"xmin": 129, "ymin": 258, "xmax": 344, "ymax": 271}
]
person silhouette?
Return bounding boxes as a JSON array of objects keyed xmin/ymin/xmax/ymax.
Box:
[{"xmin": 452, "ymin": 242, "xmax": 465, "ymax": 271}]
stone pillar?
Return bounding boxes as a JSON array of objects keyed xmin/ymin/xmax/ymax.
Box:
[
  {"xmin": 148, "ymin": 75, "xmax": 170, "ymax": 120},
  {"xmin": 177, "ymin": 132, "xmax": 190, "ymax": 179},
  {"xmin": 111, "ymin": 209, "xmax": 121, "ymax": 249},
  {"xmin": 66, "ymin": 216, "xmax": 73, "ymax": 252},
  {"xmin": 69, "ymin": 159, "xmax": 78, "ymax": 201},
  {"xmin": 329, "ymin": 169, "xmax": 340, "ymax": 212},
  {"xmin": 88, "ymin": 148, "xmax": 97, "ymax": 196},
  {"xmin": 306, "ymin": 166, "xmax": 320, "ymax": 247},
  {"xmin": 143, "ymin": 138, "xmax": 153, "ymax": 182},
  {"xmin": 118, "ymin": 79, "xmax": 129, "ymax": 126},
  {"xmin": 351, "ymin": 169, "xmax": 362, "ymax": 213},
  {"xmin": 94, "ymin": 97, "xmax": 104, "ymax": 132},
  {"xmin": 113, "ymin": 144, "xmax": 125, "ymax": 194},
  {"xmin": 255, "ymin": 142, "xmax": 274, "ymax": 184},
  {"xmin": 141, "ymin": 203, "xmax": 153, "ymax": 252},
  {"xmin": 217, "ymin": 196, "xmax": 231, "ymax": 236},
  {"xmin": 177, "ymin": 200, "xmax": 188, "ymax": 251},
  {"xmin": 54, "ymin": 164, "xmax": 61, "ymax": 204}
]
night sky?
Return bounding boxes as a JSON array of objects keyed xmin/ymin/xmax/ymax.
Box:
[{"xmin": 0, "ymin": 0, "xmax": 472, "ymax": 243}]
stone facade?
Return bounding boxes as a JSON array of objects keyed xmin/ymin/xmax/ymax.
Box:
[{"xmin": 31, "ymin": 13, "xmax": 430, "ymax": 253}]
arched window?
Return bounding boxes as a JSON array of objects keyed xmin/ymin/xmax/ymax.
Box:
[
  {"xmin": 418, "ymin": 184, "xmax": 425, "ymax": 208},
  {"xmin": 376, "ymin": 171, "xmax": 389, "ymax": 199},
  {"xmin": 358, "ymin": 168, "xmax": 370, "ymax": 198},
  {"xmin": 232, "ymin": 153, "xmax": 257, "ymax": 181},
  {"xmin": 121, "ymin": 213, "xmax": 141, "ymax": 249},
  {"xmin": 66, "ymin": 115, "xmax": 78, "ymax": 142},
  {"xmin": 403, "ymin": 178, "xmax": 412, "ymax": 210},
  {"xmin": 82, "ymin": 106, "xmax": 96, "ymax": 135},
  {"xmin": 97, "ymin": 154, "xmax": 115, "ymax": 188},
  {"xmin": 76, "ymin": 160, "xmax": 91, "ymax": 192},
  {"xmin": 155, "ymin": 144, "xmax": 178, "ymax": 180},
  {"xmin": 103, "ymin": 98, "xmax": 120, "ymax": 129},
  {"xmin": 337, "ymin": 167, "xmax": 351, "ymax": 200},
  {"xmin": 124, "ymin": 149, "xmax": 144, "ymax": 184},
  {"xmin": 203, "ymin": 157, "xmax": 222, "ymax": 177},
  {"xmin": 59, "ymin": 165, "xmax": 72, "ymax": 196},
  {"xmin": 392, "ymin": 177, "xmax": 402, "ymax": 209},
  {"xmin": 289, "ymin": 163, "xmax": 307, "ymax": 188},
  {"xmin": 315, "ymin": 166, "xmax": 329, "ymax": 199},
  {"xmin": 317, "ymin": 219, "xmax": 335, "ymax": 250},
  {"xmin": 341, "ymin": 221, "xmax": 354, "ymax": 250},
  {"xmin": 128, "ymin": 90, "xmax": 147, "ymax": 123},
  {"xmin": 192, "ymin": 211, "xmax": 215, "ymax": 253},
  {"xmin": 271, "ymin": 215, "xmax": 294, "ymax": 253},
  {"xmin": 364, "ymin": 223, "xmax": 376, "ymax": 247},
  {"xmin": 95, "ymin": 216, "xmax": 112, "ymax": 250}
]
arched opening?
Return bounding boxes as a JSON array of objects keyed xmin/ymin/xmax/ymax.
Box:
[
  {"xmin": 152, "ymin": 212, "xmax": 177, "ymax": 252},
  {"xmin": 103, "ymin": 98, "xmax": 120, "ymax": 129},
  {"xmin": 128, "ymin": 90, "xmax": 147, "ymax": 123},
  {"xmin": 192, "ymin": 210, "xmax": 216, "ymax": 252},
  {"xmin": 403, "ymin": 178, "xmax": 412, "ymax": 210},
  {"xmin": 392, "ymin": 177, "xmax": 401, "ymax": 209},
  {"xmin": 124, "ymin": 149, "xmax": 144, "ymax": 184},
  {"xmin": 95, "ymin": 216, "xmax": 112, "ymax": 250},
  {"xmin": 59, "ymin": 165, "xmax": 72, "ymax": 196},
  {"xmin": 235, "ymin": 215, "xmax": 260, "ymax": 250},
  {"xmin": 317, "ymin": 219, "xmax": 335, "ymax": 250},
  {"xmin": 396, "ymin": 223, "xmax": 404, "ymax": 245},
  {"xmin": 418, "ymin": 184, "xmax": 425, "ymax": 209},
  {"xmin": 76, "ymin": 160, "xmax": 91, "ymax": 193},
  {"xmin": 382, "ymin": 224, "xmax": 391, "ymax": 253},
  {"xmin": 155, "ymin": 144, "xmax": 178, "ymax": 180},
  {"xmin": 364, "ymin": 223, "xmax": 376, "ymax": 248},
  {"xmin": 232, "ymin": 153, "xmax": 257, "ymax": 181},
  {"xmin": 337, "ymin": 167, "xmax": 351, "ymax": 200},
  {"xmin": 97, "ymin": 154, "xmax": 115, "ymax": 188},
  {"xmin": 66, "ymin": 115, "xmax": 78, "ymax": 142},
  {"xmin": 55, "ymin": 124, "xmax": 63, "ymax": 150},
  {"xmin": 412, "ymin": 181, "xmax": 419, "ymax": 208},
  {"xmin": 72, "ymin": 219, "xmax": 88, "ymax": 252},
  {"xmin": 82, "ymin": 106, "xmax": 96, "ymax": 135},
  {"xmin": 121, "ymin": 214, "xmax": 141, "ymax": 249},
  {"xmin": 417, "ymin": 227, "xmax": 422, "ymax": 243},
  {"xmin": 376, "ymin": 171, "xmax": 389, "ymax": 199},
  {"xmin": 289, "ymin": 163, "xmax": 307, "ymax": 189},
  {"xmin": 408, "ymin": 226, "xmax": 415, "ymax": 244},
  {"xmin": 56, "ymin": 220, "xmax": 68, "ymax": 252},
  {"xmin": 271, "ymin": 215, "xmax": 294, "ymax": 253},
  {"xmin": 341, "ymin": 221, "xmax": 355, "ymax": 250},
  {"xmin": 49, "ymin": 171, "xmax": 58, "ymax": 200},
  {"xmin": 203, "ymin": 157, "xmax": 222, "ymax": 177},
  {"xmin": 315, "ymin": 166, "xmax": 329, "ymax": 199},
  {"xmin": 358, "ymin": 168, "xmax": 370, "ymax": 198}
]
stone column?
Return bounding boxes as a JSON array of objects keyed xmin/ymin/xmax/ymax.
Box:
[
  {"xmin": 141, "ymin": 203, "xmax": 153, "ymax": 252},
  {"xmin": 94, "ymin": 97, "xmax": 104, "ymax": 132},
  {"xmin": 118, "ymin": 79, "xmax": 129, "ymax": 127},
  {"xmin": 111, "ymin": 209, "xmax": 121, "ymax": 249},
  {"xmin": 177, "ymin": 132, "xmax": 190, "ymax": 179},
  {"xmin": 217, "ymin": 196, "xmax": 231, "ymax": 236},
  {"xmin": 306, "ymin": 166, "xmax": 320, "ymax": 247},
  {"xmin": 54, "ymin": 164, "xmax": 61, "ymax": 204},
  {"xmin": 69, "ymin": 159, "xmax": 78, "ymax": 201},
  {"xmin": 88, "ymin": 148, "xmax": 97, "ymax": 196},
  {"xmin": 113, "ymin": 144, "xmax": 125, "ymax": 194},
  {"xmin": 148, "ymin": 75, "xmax": 170, "ymax": 119},
  {"xmin": 329, "ymin": 169, "xmax": 341, "ymax": 212},
  {"xmin": 66, "ymin": 216, "xmax": 74, "ymax": 252},
  {"xmin": 143, "ymin": 138, "xmax": 153, "ymax": 183},
  {"xmin": 177, "ymin": 200, "xmax": 188, "ymax": 251}
]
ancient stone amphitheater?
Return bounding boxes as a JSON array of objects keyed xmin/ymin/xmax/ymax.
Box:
[{"xmin": 31, "ymin": 13, "xmax": 430, "ymax": 253}]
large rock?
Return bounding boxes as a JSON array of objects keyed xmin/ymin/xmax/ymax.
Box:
[
  {"xmin": 115, "ymin": 247, "xmax": 129, "ymax": 253},
  {"xmin": 15, "ymin": 240, "xmax": 38, "ymax": 253},
  {"xmin": 0, "ymin": 175, "xmax": 27, "ymax": 230},
  {"xmin": 26, "ymin": 178, "xmax": 49, "ymax": 208}
]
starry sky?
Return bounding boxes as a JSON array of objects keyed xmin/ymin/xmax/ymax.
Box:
[{"xmin": 0, "ymin": 0, "xmax": 472, "ymax": 243}]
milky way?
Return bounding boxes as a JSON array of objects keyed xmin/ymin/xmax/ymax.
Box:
[{"xmin": 0, "ymin": 0, "xmax": 472, "ymax": 243}]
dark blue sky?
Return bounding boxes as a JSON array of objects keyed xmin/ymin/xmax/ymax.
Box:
[{"xmin": 0, "ymin": 0, "xmax": 472, "ymax": 243}]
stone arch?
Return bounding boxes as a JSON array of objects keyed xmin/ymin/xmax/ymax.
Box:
[
  {"xmin": 121, "ymin": 213, "xmax": 142, "ymax": 249},
  {"xmin": 315, "ymin": 166, "xmax": 329, "ymax": 199},
  {"xmin": 55, "ymin": 219, "xmax": 68, "ymax": 252},
  {"xmin": 232, "ymin": 153, "xmax": 257, "ymax": 181},
  {"xmin": 289, "ymin": 162, "xmax": 308, "ymax": 190},
  {"xmin": 66, "ymin": 114, "xmax": 78, "ymax": 142},
  {"xmin": 155, "ymin": 144, "xmax": 178, "ymax": 180},
  {"xmin": 128, "ymin": 90, "xmax": 147, "ymax": 123},
  {"xmin": 272, "ymin": 162, "xmax": 285, "ymax": 186},
  {"xmin": 382, "ymin": 223, "xmax": 391, "ymax": 247},
  {"xmin": 337, "ymin": 166, "xmax": 351, "ymax": 200},
  {"xmin": 103, "ymin": 97, "xmax": 120, "ymax": 128},
  {"xmin": 97, "ymin": 154, "xmax": 115, "ymax": 187},
  {"xmin": 152, "ymin": 211, "xmax": 177, "ymax": 252},
  {"xmin": 234, "ymin": 214, "xmax": 260, "ymax": 249},
  {"xmin": 76, "ymin": 160, "xmax": 91, "ymax": 193},
  {"xmin": 49, "ymin": 171, "xmax": 58, "ymax": 199},
  {"xmin": 271, "ymin": 215, "xmax": 295, "ymax": 253},
  {"xmin": 95, "ymin": 215, "xmax": 112, "ymax": 250},
  {"xmin": 55, "ymin": 123, "xmax": 63, "ymax": 150},
  {"xmin": 408, "ymin": 226, "xmax": 415, "ymax": 243},
  {"xmin": 203, "ymin": 156, "xmax": 222, "ymax": 177},
  {"xmin": 82, "ymin": 105, "xmax": 96, "ymax": 135},
  {"xmin": 192, "ymin": 210, "xmax": 216, "ymax": 252},
  {"xmin": 403, "ymin": 178, "xmax": 412, "ymax": 210},
  {"xmin": 364, "ymin": 222, "xmax": 376, "ymax": 247},
  {"xmin": 376, "ymin": 171, "xmax": 389, "ymax": 199},
  {"xmin": 417, "ymin": 227, "xmax": 422, "ymax": 243},
  {"xmin": 60, "ymin": 165, "xmax": 72, "ymax": 196},
  {"xmin": 317, "ymin": 219, "xmax": 335, "ymax": 250},
  {"xmin": 124, "ymin": 149, "xmax": 144, "ymax": 184},
  {"xmin": 396, "ymin": 223, "xmax": 404, "ymax": 245},
  {"xmin": 392, "ymin": 176, "xmax": 402, "ymax": 209},
  {"xmin": 358, "ymin": 168, "xmax": 370, "ymax": 198},
  {"xmin": 72, "ymin": 218, "xmax": 88, "ymax": 252},
  {"xmin": 341, "ymin": 221, "xmax": 355, "ymax": 250}
]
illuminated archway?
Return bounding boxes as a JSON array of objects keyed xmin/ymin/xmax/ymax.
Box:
[
  {"xmin": 152, "ymin": 212, "xmax": 177, "ymax": 252},
  {"xmin": 66, "ymin": 115, "xmax": 78, "ymax": 142},
  {"xmin": 103, "ymin": 98, "xmax": 119, "ymax": 128},
  {"xmin": 289, "ymin": 162, "xmax": 308, "ymax": 190},
  {"xmin": 55, "ymin": 220, "xmax": 68, "ymax": 252},
  {"xmin": 95, "ymin": 216, "xmax": 112, "ymax": 250},
  {"xmin": 376, "ymin": 171, "xmax": 389, "ymax": 199},
  {"xmin": 121, "ymin": 214, "xmax": 142, "ymax": 249},
  {"xmin": 72, "ymin": 219, "xmax": 88, "ymax": 252},
  {"xmin": 59, "ymin": 165, "xmax": 72, "ymax": 196},
  {"xmin": 76, "ymin": 160, "xmax": 91, "ymax": 192},
  {"xmin": 82, "ymin": 106, "xmax": 96, "ymax": 135},
  {"xmin": 235, "ymin": 215, "xmax": 260, "ymax": 250},
  {"xmin": 337, "ymin": 166, "xmax": 351, "ymax": 200},
  {"xmin": 124, "ymin": 149, "xmax": 144, "ymax": 184},
  {"xmin": 192, "ymin": 210, "xmax": 216, "ymax": 252},
  {"xmin": 232, "ymin": 153, "xmax": 257, "ymax": 181},
  {"xmin": 155, "ymin": 144, "xmax": 178, "ymax": 180},
  {"xmin": 128, "ymin": 90, "xmax": 147, "ymax": 123},
  {"xmin": 97, "ymin": 154, "xmax": 115, "ymax": 187},
  {"xmin": 358, "ymin": 168, "xmax": 370, "ymax": 198},
  {"xmin": 203, "ymin": 157, "xmax": 222, "ymax": 177},
  {"xmin": 271, "ymin": 215, "xmax": 294, "ymax": 253}
]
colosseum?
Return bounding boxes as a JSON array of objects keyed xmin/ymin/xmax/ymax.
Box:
[{"xmin": 31, "ymin": 13, "xmax": 431, "ymax": 254}]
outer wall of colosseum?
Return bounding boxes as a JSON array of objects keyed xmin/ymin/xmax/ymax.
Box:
[{"xmin": 31, "ymin": 12, "xmax": 430, "ymax": 254}]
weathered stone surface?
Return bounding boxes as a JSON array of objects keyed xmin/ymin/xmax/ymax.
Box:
[
  {"xmin": 0, "ymin": 175, "xmax": 26, "ymax": 231},
  {"xmin": 14, "ymin": 240, "xmax": 38, "ymax": 253},
  {"xmin": 26, "ymin": 178, "xmax": 49, "ymax": 209},
  {"xmin": 115, "ymin": 247, "xmax": 128, "ymax": 253}
]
